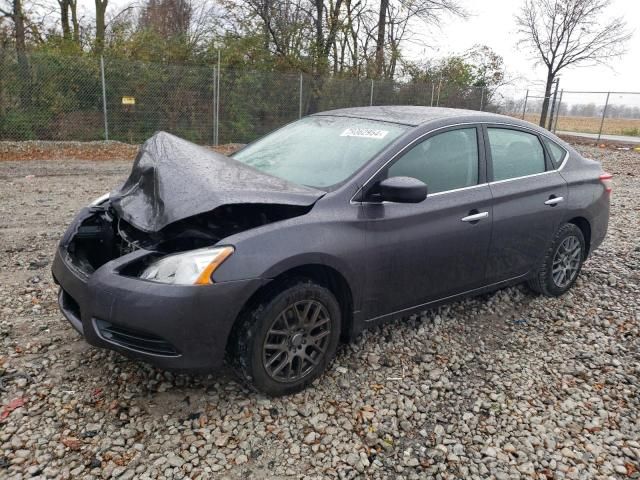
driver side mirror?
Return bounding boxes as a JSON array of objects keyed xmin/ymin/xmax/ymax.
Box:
[{"xmin": 377, "ymin": 176, "xmax": 428, "ymax": 203}]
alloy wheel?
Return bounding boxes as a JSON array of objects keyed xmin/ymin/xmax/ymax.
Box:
[
  {"xmin": 262, "ymin": 300, "xmax": 332, "ymax": 383},
  {"xmin": 551, "ymin": 235, "xmax": 582, "ymax": 288}
]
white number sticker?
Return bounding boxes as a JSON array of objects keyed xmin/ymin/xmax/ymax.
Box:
[{"xmin": 340, "ymin": 128, "xmax": 389, "ymax": 139}]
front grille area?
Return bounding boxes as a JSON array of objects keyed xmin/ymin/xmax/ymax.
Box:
[{"xmin": 94, "ymin": 319, "xmax": 180, "ymax": 357}]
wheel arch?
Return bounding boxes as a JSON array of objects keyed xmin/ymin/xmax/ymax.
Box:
[
  {"xmin": 567, "ymin": 216, "xmax": 591, "ymax": 258},
  {"xmin": 225, "ymin": 263, "xmax": 356, "ymax": 355}
]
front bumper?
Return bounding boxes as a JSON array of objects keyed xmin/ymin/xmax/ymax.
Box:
[{"xmin": 52, "ymin": 247, "xmax": 264, "ymax": 371}]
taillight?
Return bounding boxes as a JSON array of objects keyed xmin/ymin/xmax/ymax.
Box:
[{"xmin": 599, "ymin": 172, "xmax": 613, "ymax": 194}]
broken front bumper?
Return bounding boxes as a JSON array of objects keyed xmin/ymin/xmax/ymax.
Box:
[{"xmin": 52, "ymin": 247, "xmax": 263, "ymax": 371}]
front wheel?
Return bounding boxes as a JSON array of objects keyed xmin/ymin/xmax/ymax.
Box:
[
  {"xmin": 229, "ymin": 279, "xmax": 341, "ymax": 396},
  {"xmin": 528, "ymin": 223, "xmax": 586, "ymax": 297}
]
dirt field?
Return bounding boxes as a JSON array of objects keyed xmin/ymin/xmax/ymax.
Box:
[
  {"xmin": 519, "ymin": 115, "xmax": 640, "ymax": 137},
  {"xmin": 0, "ymin": 143, "xmax": 638, "ymax": 479}
]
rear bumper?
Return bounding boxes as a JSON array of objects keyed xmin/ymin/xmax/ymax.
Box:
[{"xmin": 52, "ymin": 247, "xmax": 264, "ymax": 371}]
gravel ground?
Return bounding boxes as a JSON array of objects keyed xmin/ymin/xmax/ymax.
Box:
[{"xmin": 0, "ymin": 144, "xmax": 638, "ymax": 480}]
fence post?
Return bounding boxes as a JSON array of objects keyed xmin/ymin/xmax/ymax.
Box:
[
  {"xmin": 521, "ymin": 89, "xmax": 529, "ymax": 119},
  {"xmin": 597, "ymin": 92, "xmax": 611, "ymax": 143},
  {"xmin": 215, "ymin": 50, "xmax": 221, "ymax": 145},
  {"xmin": 479, "ymin": 87, "xmax": 485, "ymax": 111},
  {"xmin": 299, "ymin": 73, "xmax": 303, "ymax": 118},
  {"xmin": 553, "ymin": 89, "xmax": 564, "ymax": 133},
  {"xmin": 100, "ymin": 56, "xmax": 109, "ymax": 141},
  {"xmin": 212, "ymin": 66, "xmax": 217, "ymax": 145},
  {"xmin": 370, "ymin": 79, "xmax": 374, "ymax": 106}
]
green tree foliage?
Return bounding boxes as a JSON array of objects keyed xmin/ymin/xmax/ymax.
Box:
[{"xmin": 402, "ymin": 45, "xmax": 506, "ymax": 110}]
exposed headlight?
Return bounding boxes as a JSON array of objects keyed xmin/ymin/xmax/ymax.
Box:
[
  {"xmin": 89, "ymin": 192, "xmax": 110, "ymax": 207},
  {"xmin": 139, "ymin": 246, "xmax": 234, "ymax": 285}
]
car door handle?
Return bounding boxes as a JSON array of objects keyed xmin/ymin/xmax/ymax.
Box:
[
  {"xmin": 544, "ymin": 196, "xmax": 564, "ymax": 206},
  {"xmin": 461, "ymin": 211, "xmax": 489, "ymax": 222}
]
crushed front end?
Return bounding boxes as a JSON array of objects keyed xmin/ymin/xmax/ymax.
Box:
[
  {"xmin": 52, "ymin": 198, "xmax": 266, "ymax": 371},
  {"xmin": 52, "ymin": 131, "xmax": 322, "ymax": 371}
]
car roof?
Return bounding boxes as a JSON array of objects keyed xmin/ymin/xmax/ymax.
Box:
[{"xmin": 313, "ymin": 105, "xmax": 535, "ymax": 129}]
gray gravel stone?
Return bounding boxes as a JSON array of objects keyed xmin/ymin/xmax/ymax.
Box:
[{"xmin": 0, "ymin": 143, "xmax": 637, "ymax": 479}]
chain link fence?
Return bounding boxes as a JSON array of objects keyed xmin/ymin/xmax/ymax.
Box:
[
  {"xmin": 503, "ymin": 88, "xmax": 640, "ymax": 142},
  {"xmin": 0, "ymin": 51, "xmax": 491, "ymax": 144},
  {"xmin": 1, "ymin": 50, "xmax": 639, "ymax": 144}
]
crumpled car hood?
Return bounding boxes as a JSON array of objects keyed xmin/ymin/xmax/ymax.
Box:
[{"xmin": 109, "ymin": 132, "xmax": 324, "ymax": 232}]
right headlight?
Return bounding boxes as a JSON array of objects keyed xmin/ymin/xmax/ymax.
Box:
[{"xmin": 139, "ymin": 246, "xmax": 234, "ymax": 285}]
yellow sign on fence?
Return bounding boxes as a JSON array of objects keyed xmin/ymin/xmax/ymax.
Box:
[{"xmin": 121, "ymin": 96, "xmax": 136, "ymax": 105}]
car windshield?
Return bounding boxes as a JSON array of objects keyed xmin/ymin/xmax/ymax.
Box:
[{"xmin": 232, "ymin": 116, "xmax": 408, "ymax": 189}]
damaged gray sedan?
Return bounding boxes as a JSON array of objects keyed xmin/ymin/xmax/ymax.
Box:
[{"xmin": 53, "ymin": 106, "xmax": 611, "ymax": 396}]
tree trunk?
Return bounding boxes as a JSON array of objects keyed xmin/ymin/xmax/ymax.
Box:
[
  {"xmin": 95, "ymin": 0, "xmax": 108, "ymax": 54},
  {"xmin": 70, "ymin": 0, "xmax": 80, "ymax": 44},
  {"xmin": 313, "ymin": 0, "xmax": 325, "ymax": 74},
  {"xmin": 261, "ymin": 1, "xmax": 271, "ymax": 51},
  {"xmin": 59, "ymin": 0, "xmax": 71, "ymax": 41},
  {"xmin": 13, "ymin": 0, "xmax": 30, "ymax": 108},
  {"xmin": 374, "ymin": 0, "xmax": 388, "ymax": 78},
  {"xmin": 539, "ymin": 69, "xmax": 554, "ymax": 127},
  {"xmin": 309, "ymin": 0, "xmax": 343, "ymax": 111}
]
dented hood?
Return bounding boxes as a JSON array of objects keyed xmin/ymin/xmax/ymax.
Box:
[{"xmin": 110, "ymin": 132, "xmax": 324, "ymax": 232}]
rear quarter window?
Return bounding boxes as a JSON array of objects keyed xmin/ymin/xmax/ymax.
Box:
[{"xmin": 542, "ymin": 137, "xmax": 568, "ymax": 169}]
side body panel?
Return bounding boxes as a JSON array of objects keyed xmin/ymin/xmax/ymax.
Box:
[
  {"xmin": 487, "ymin": 172, "xmax": 568, "ymax": 281},
  {"xmin": 213, "ymin": 193, "xmax": 369, "ymax": 316},
  {"xmin": 558, "ymin": 155, "xmax": 610, "ymax": 254},
  {"xmin": 483, "ymin": 124, "xmax": 569, "ymax": 282},
  {"xmin": 360, "ymin": 186, "xmax": 493, "ymax": 319}
]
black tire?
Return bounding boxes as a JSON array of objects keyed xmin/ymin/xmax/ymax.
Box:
[
  {"xmin": 528, "ymin": 223, "xmax": 586, "ymax": 297},
  {"xmin": 229, "ymin": 279, "xmax": 341, "ymax": 396}
]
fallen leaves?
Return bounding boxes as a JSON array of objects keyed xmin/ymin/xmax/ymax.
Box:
[
  {"xmin": 0, "ymin": 398, "xmax": 25, "ymax": 420},
  {"xmin": 61, "ymin": 437, "xmax": 82, "ymax": 450},
  {"xmin": 0, "ymin": 141, "xmax": 243, "ymax": 162}
]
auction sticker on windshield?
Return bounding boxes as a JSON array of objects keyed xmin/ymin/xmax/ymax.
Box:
[{"xmin": 340, "ymin": 128, "xmax": 389, "ymax": 139}]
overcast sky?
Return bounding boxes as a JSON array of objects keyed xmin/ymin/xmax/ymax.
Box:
[{"xmin": 418, "ymin": 0, "xmax": 639, "ymax": 95}]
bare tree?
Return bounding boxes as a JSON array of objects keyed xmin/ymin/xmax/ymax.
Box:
[
  {"xmin": 57, "ymin": 0, "xmax": 78, "ymax": 43},
  {"xmin": 516, "ymin": 0, "xmax": 630, "ymax": 127},
  {"xmin": 139, "ymin": 0, "xmax": 192, "ymax": 38},
  {"xmin": 374, "ymin": 0, "xmax": 465, "ymax": 79},
  {"xmin": 242, "ymin": 0, "xmax": 314, "ymax": 64},
  {"xmin": 327, "ymin": 0, "xmax": 376, "ymax": 76}
]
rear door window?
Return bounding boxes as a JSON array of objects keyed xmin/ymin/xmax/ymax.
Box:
[
  {"xmin": 487, "ymin": 128, "xmax": 546, "ymax": 181},
  {"xmin": 388, "ymin": 128, "xmax": 479, "ymax": 194}
]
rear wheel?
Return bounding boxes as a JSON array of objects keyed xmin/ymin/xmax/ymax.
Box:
[
  {"xmin": 528, "ymin": 223, "xmax": 586, "ymax": 297},
  {"xmin": 230, "ymin": 279, "xmax": 341, "ymax": 396}
]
